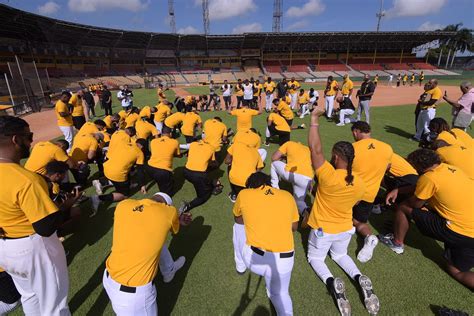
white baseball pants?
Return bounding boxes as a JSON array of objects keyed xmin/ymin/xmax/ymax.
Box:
[
  {"xmin": 300, "ymin": 103, "xmax": 310, "ymax": 118},
  {"xmin": 242, "ymin": 244, "xmax": 294, "ymax": 316},
  {"xmin": 307, "ymin": 227, "xmax": 361, "ymax": 283},
  {"xmin": 325, "ymin": 96, "xmax": 335, "ymax": 118},
  {"xmin": 270, "ymin": 161, "xmax": 312, "ymax": 214},
  {"xmin": 154, "ymin": 121, "xmax": 163, "ymax": 133},
  {"xmin": 415, "ymin": 108, "xmax": 436, "ymax": 140},
  {"xmin": 232, "ymin": 223, "xmax": 247, "ymax": 273},
  {"xmin": 265, "ymin": 94, "xmax": 274, "ymax": 111},
  {"xmin": 58, "ymin": 126, "xmax": 75, "ymax": 152},
  {"xmin": 0, "ymin": 300, "xmax": 19, "ymax": 314},
  {"xmin": 258, "ymin": 148, "xmax": 267, "ymax": 162},
  {"xmin": 339, "ymin": 109, "xmax": 355, "ymax": 124},
  {"xmin": 290, "ymin": 93, "xmax": 298, "ymax": 110},
  {"xmin": 0, "ymin": 233, "xmax": 70, "ymax": 316},
  {"xmin": 103, "ymin": 244, "xmax": 175, "ymax": 315}
]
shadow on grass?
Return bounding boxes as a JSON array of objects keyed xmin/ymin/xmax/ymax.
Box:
[
  {"xmin": 384, "ymin": 125, "xmax": 413, "ymax": 139},
  {"xmin": 68, "ymin": 258, "xmax": 109, "ymax": 314},
  {"xmin": 232, "ymin": 273, "xmax": 264, "ymax": 316},
  {"xmin": 156, "ymin": 216, "xmax": 212, "ymax": 315}
]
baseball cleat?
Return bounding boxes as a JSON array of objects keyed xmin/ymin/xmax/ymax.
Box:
[
  {"xmin": 357, "ymin": 235, "xmax": 378, "ymax": 263},
  {"xmin": 358, "ymin": 275, "xmax": 380, "ymax": 315},
  {"xmin": 163, "ymin": 256, "xmax": 186, "ymax": 283},
  {"xmin": 332, "ymin": 277, "xmax": 352, "ymax": 316}
]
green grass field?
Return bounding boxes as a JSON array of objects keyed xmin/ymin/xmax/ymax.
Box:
[{"xmin": 18, "ymin": 87, "xmax": 474, "ymax": 316}]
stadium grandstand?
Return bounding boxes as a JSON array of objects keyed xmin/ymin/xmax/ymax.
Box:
[{"xmin": 0, "ymin": 3, "xmax": 462, "ymax": 115}]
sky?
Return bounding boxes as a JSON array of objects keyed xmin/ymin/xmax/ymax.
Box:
[{"xmin": 1, "ymin": 0, "xmax": 472, "ymax": 35}]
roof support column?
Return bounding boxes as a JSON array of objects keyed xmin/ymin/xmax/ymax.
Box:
[
  {"xmin": 373, "ymin": 47, "xmax": 377, "ymax": 64},
  {"xmin": 289, "ymin": 45, "xmax": 293, "ymax": 67},
  {"xmin": 399, "ymin": 48, "xmax": 404, "ymax": 64},
  {"xmin": 317, "ymin": 49, "xmax": 321, "ymax": 69},
  {"xmin": 345, "ymin": 45, "xmax": 349, "ymax": 65}
]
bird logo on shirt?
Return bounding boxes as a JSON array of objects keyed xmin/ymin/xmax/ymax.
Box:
[
  {"xmin": 264, "ymin": 188, "xmax": 274, "ymax": 196},
  {"xmin": 447, "ymin": 167, "xmax": 457, "ymax": 173},
  {"xmin": 368, "ymin": 143, "xmax": 376, "ymax": 150},
  {"xmin": 132, "ymin": 205, "xmax": 144, "ymax": 212}
]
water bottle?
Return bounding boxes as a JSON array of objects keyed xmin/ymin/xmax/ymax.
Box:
[{"xmin": 316, "ymin": 227, "xmax": 323, "ymax": 237}]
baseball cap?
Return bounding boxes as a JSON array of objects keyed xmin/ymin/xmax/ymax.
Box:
[{"xmin": 154, "ymin": 192, "xmax": 173, "ymax": 206}]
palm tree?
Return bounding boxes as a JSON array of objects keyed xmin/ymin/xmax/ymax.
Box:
[{"xmin": 436, "ymin": 23, "xmax": 473, "ymax": 68}]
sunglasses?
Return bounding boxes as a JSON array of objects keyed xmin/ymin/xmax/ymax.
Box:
[{"xmin": 4, "ymin": 132, "xmax": 34, "ymax": 142}]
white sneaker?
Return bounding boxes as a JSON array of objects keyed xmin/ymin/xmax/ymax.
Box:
[
  {"xmin": 371, "ymin": 204, "xmax": 382, "ymax": 215},
  {"xmin": 336, "ymin": 122, "xmax": 345, "ymax": 126},
  {"xmin": 90, "ymin": 195, "xmax": 101, "ymax": 218},
  {"xmin": 92, "ymin": 180, "xmax": 103, "ymax": 195},
  {"xmin": 357, "ymin": 235, "xmax": 378, "ymax": 263},
  {"xmin": 163, "ymin": 256, "xmax": 186, "ymax": 283}
]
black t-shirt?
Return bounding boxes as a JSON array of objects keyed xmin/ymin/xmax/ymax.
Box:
[
  {"xmin": 83, "ymin": 92, "xmax": 94, "ymax": 105},
  {"xmin": 358, "ymin": 81, "xmax": 375, "ymax": 101},
  {"xmin": 340, "ymin": 97, "xmax": 355, "ymax": 110},
  {"xmin": 101, "ymin": 90, "xmax": 112, "ymax": 105}
]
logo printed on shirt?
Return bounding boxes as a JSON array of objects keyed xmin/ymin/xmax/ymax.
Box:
[
  {"xmin": 264, "ymin": 188, "xmax": 274, "ymax": 196},
  {"xmin": 460, "ymin": 146, "xmax": 467, "ymax": 150},
  {"xmin": 132, "ymin": 205, "xmax": 144, "ymax": 212},
  {"xmin": 368, "ymin": 143, "xmax": 376, "ymax": 150},
  {"xmin": 447, "ymin": 167, "xmax": 457, "ymax": 173}
]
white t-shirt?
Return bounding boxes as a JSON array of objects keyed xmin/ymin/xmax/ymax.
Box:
[
  {"xmin": 389, "ymin": 75, "xmax": 393, "ymax": 81},
  {"xmin": 221, "ymin": 84, "xmax": 232, "ymax": 97},
  {"xmin": 309, "ymin": 90, "xmax": 319, "ymax": 103},
  {"xmin": 243, "ymin": 83, "xmax": 253, "ymax": 100},
  {"xmin": 117, "ymin": 90, "xmax": 132, "ymax": 108}
]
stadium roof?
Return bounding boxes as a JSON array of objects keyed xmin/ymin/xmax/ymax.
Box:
[{"xmin": 0, "ymin": 4, "xmax": 453, "ymax": 53}]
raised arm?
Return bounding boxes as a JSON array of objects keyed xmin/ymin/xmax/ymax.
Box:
[{"xmin": 308, "ymin": 107, "xmax": 326, "ymax": 171}]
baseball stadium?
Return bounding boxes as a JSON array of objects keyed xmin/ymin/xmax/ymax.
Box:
[{"xmin": 0, "ymin": 1, "xmax": 473, "ymax": 315}]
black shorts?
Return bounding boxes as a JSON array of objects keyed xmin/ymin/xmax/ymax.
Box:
[
  {"xmin": 412, "ymin": 208, "xmax": 474, "ymax": 272},
  {"xmin": 352, "ymin": 200, "xmax": 373, "ymax": 223},
  {"xmin": 384, "ymin": 174, "xmax": 419, "ymax": 192},
  {"xmin": 184, "ymin": 135, "xmax": 194, "ymax": 143},
  {"xmin": 0, "ymin": 271, "xmax": 20, "ymax": 304},
  {"xmin": 109, "ymin": 179, "xmax": 130, "ymax": 196}
]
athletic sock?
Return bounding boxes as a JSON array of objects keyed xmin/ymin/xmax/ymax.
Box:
[
  {"xmin": 325, "ymin": 277, "xmax": 335, "ymax": 293},
  {"xmin": 354, "ymin": 274, "xmax": 361, "ymax": 283}
]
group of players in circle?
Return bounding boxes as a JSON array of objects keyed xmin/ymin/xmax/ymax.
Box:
[{"xmin": 0, "ymin": 74, "xmax": 472, "ymax": 316}]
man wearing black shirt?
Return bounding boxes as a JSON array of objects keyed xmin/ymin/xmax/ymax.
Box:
[
  {"xmin": 101, "ymin": 85, "xmax": 112, "ymax": 116},
  {"xmin": 276, "ymin": 78, "xmax": 288, "ymax": 99},
  {"xmin": 83, "ymin": 89, "xmax": 95, "ymax": 118},
  {"xmin": 356, "ymin": 75, "xmax": 375, "ymax": 124},
  {"xmin": 336, "ymin": 96, "xmax": 356, "ymax": 126}
]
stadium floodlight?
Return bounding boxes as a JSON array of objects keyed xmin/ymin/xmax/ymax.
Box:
[
  {"xmin": 273, "ymin": 0, "xmax": 283, "ymax": 33},
  {"xmin": 376, "ymin": 0, "xmax": 386, "ymax": 32},
  {"xmin": 168, "ymin": 0, "xmax": 176, "ymax": 34},
  {"xmin": 202, "ymin": 0, "xmax": 210, "ymax": 35}
]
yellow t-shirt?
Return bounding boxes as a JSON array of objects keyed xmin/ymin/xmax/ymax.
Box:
[
  {"xmin": 277, "ymin": 101, "xmax": 294, "ymax": 120},
  {"xmin": 436, "ymin": 145, "xmax": 474, "ymax": 179},
  {"xmin": 155, "ymin": 104, "xmax": 172, "ymax": 122},
  {"xmin": 389, "ymin": 153, "xmax": 417, "ymax": 178},
  {"xmin": 104, "ymin": 115, "xmax": 114, "ymax": 129},
  {"xmin": 288, "ymin": 80, "xmax": 301, "ymax": 94},
  {"xmin": 233, "ymin": 130, "xmax": 261, "ymax": 148},
  {"xmin": 326, "ymin": 80, "xmax": 338, "ymax": 96},
  {"xmin": 107, "ymin": 130, "xmax": 131, "ymax": 158},
  {"xmin": 164, "ymin": 112, "xmax": 185, "ymax": 128},
  {"xmin": 268, "ymin": 113, "xmax": 291, "ymax": 132},
  {"xmin": 70, "ymin": 134, "xmax": 98, "ymax": 163},
  {"xmin": 234, "ymin": 85, "xmax": 244, "ymax": 97},
  {"xmin": 253, "ymin": 83, "xmax": 263, "ymax": 97},
  {"xmin": 125, "ymin": 113, "xmax": 140, "ymax": 128},
  {"xmin": 228, "ymin": 143, "xmax": 264, "ymax": 187},
  {"xmin": 308, "ymin": 161, "xmax": 366, "ymax": 234},
  {"xmin": 55, "ymin": 100, "xmax": 73, "ymax": 127},
  {"xmin": 24, "ymin": 141, "xmax": 69, "ymax": 175},
  {"xmin": 69, "ymin": 93, "xmax": 84, "ymax": 117},
  {"xmin": 415, "ymin": 163, "xmax": 474, "ymax": 237},
  {"xmin": 437, "ymin": 131, "xmax": 464, "ymax": 146},
  {"xmin": 185, "ymin": 141, "xmax": 215, "ymax": 172},
  {"xmin": 78, "ymin": 122, "xmax": 99, "ymax": 136},
  {"xmin": 148, "ymin": 136, "xmax": 180, "ymax": 171},
  {"xmin": 181, "ymin": 112, "xmax": 202, "ymax": 137},
  {"xmin": 423, "ymin": 87, "xmax": 442, "ymax": 108},
  {"xmin": 135, "ymin": 120, "xmax": 159, "ymax": 140},
  {"xmin": 104, "ymin": 143, "xmax": 144, "ymax": 182},
  {"xmin": 403, "ymin": 75, "xmax": 408, "ymax": 82},
  {"xmin": 139, "ymin": 106, "xmax": 152, "ymax": 119},
  {"xmin": 278, "ymin": 141, "xmax": 313, "ymax": 178},
  {"xmin": 106, "ymin": 199, "xmax": 179, "ymax": 287},
  {"xmin": 0, "ymin": 163, "xmax": 58, "ymax": 238},
  {"xmin": 263, "ymin": 81, "xmax": 276, "ymax": 93},
  {"xmin": 203, "ymin": 119, "xmax": 227, "ymax": 151},
  {"xmin": 157, "ymin": 88, "xmax": 167, "ymax": 100},
  {"xmin": 452, "ymin": 128, "xmax": 473, "ymax": 149},
  {"xmin": 298, "ymin": 92, "xmax": 310, "ymax": 104},
  {"xmin": 233, "ymin": 185, "xmax": 299, "ymax": 252},
  {"xmin": 352, "ymin": 138, "xmax": 393, "ymax": 202},
  {"xmin": 231, "ymin": 108, "xmax": 259, "ymax": 132},
  {"xmin": 341, "ymin": 79, "xmax": 354, "ymax": 95}
]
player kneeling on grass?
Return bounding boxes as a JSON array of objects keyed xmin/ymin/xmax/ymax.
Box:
[
  {"xmin": 271, "ymin": 140, "xmax": 313, "ymax": 215},
  {"xmin": 379, "ymin": 148, "xmax": 474, "ymax": 290},
  {"xmin": 232, "ymin": 172, "xmax": 299, "ymax": 316},
  {"xmin": 265, "ymin": 105, "xmax": 291, "ymax": 146},
  {"xmin": 299, "ymin": 88, "xmax": 319, "ymax": 118},
  {"xmin": 335, "ymin": 96, "xmax": 356, "ymax": 127},
  {"xmin": 225, "ymin": 141, "xmax": 264, "ymax": 202},
  {"xmin": 90, "ymin": 139, "xmax": 147, "ymax": 217},
  {"xmin": 304, "ymin": 108, "xmax": 380, "ymax": 316},
  {"xmin": 103, "ymin": 192, "xmax": 192, "ymax": 315},
  {"xmin": 179, "ymin": 106, "xmax": 202, "ymax": 150},
  {"xmin": 233, "ymin": 128, "xmax": 267, "ymax": 162}
]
